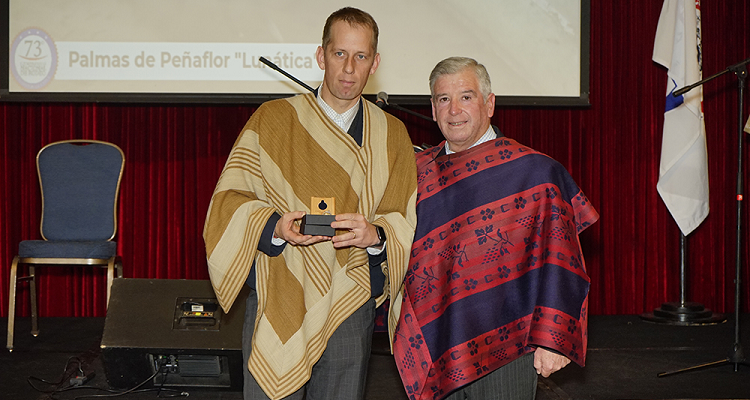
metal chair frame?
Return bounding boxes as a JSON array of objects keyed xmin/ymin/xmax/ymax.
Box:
[{"xmin": 7, "ymin": 140, "xmax": 125, "ymax": 351}]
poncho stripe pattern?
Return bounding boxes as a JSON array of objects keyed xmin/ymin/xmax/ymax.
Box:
[{"xmin": 204, "ymin": 93, "xmax": 417, "ymax": 399}]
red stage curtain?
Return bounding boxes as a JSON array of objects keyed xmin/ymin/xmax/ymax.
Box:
[{"xmin": 1, "ymin": 1, "xmax": 749, "ymax": 317}]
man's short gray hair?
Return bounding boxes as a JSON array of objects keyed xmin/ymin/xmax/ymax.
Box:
[{"xmin": 429, "ymin": 57, "xmax": 492, "ymax": 99}]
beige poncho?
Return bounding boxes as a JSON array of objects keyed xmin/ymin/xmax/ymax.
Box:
[{"xmin": 203, "ymin": 92, "xmax": 417, "ymax": 399}]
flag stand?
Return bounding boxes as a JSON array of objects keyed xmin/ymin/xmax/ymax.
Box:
[
  {"xmin": 640, "ymin": 233, "xmax": 725, "ymax": 326},
  {"xmin": 654, "ymin": 57, "xmax": 750, "ymax": 377}
]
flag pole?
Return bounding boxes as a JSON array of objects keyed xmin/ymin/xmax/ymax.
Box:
[
  {"xmin": 641, "ymin": 0, "xmax": 725, "ymax": 327},
  {"xmin": 640, "ymin": 51, "xmax": 750, "ymax": 328},
  {"xmin": 640, "ymin": 233, "xmax": 725, "ymax": 325}
]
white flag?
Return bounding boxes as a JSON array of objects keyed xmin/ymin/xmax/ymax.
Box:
[{"xmin": 653, "ymin": 0, "xmax": 709, "ymax": 235}]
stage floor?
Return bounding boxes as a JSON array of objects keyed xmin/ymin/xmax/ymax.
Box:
[{"xmin": 3, "ymin": 314, "xmax": 750, "ymax": 399}]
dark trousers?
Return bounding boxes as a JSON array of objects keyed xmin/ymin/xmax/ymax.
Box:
[
  {"xmin": 443, "ymin": 352, "xmax": 538, "ymax": 400},
  {"xmin": 242, "ymin": 289, "xmax": 376, "ymax": 400}
]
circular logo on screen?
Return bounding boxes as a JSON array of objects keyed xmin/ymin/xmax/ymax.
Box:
[{"xmin": 10, "ymin": 28, "xmax": 58, "ymax": 90}]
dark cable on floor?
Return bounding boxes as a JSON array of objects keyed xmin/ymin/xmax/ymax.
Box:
[
  {"xmin": 26, "ymin": 355, "xmax": 187, "ymax": 399},
  {"xmin": 71, "ymin": 358, "xmax": 188, "ymax": 399},
  {"xmin": 27, "ymin": 356, "xmax": 88, "ymax": 395}
]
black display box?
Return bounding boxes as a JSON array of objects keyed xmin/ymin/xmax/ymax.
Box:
[{"xmin": 300, "ymin": 214, "xmax": 335, "ymax": 236}]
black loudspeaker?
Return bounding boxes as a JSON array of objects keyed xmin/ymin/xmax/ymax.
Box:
[{"xmin": 100, "ymin": 278, "xmax": 247, "ymax": 391}]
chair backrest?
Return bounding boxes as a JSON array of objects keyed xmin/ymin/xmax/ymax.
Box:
[{"xmin": 37, "ymin": 140, "xmax": 125, "ymax": 241}]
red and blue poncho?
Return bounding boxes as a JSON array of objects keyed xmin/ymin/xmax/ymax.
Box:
[{"xmin": 394, "ymin": 136, "xmax": 598, "ymax": 400}]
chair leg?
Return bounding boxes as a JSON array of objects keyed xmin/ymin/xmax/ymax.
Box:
[
  {"xmin": 106, "ymin": 256, "xmax": 123, "ymax": 309},
  {"xmin": 115, "ymin": 256, "xmax": 123, "ymax": 279},
  {"xmin": 106, "ymin": 259, "xmax": 114, "ymax": 308},
  {"xmin": 29, "ymin": 266, "xmax": 38, "ymax": 337},
  {"xmin": 7, "ymin": 256, "xmax": 19, "ymax": 351}
]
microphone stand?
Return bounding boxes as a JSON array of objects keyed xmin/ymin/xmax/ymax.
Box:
[
  {"xmin": 260, "ymin": 57, "xmax": 433, "ymax": 123},
  {"xmin": 259, "ymin": 57, "xmax": 314, "ymax": 92},
  {"xmin": 658, "ymin": 56, "xmax": 750, "ymax": 377},
  {"xmin": 381, "ymin": 99, "xmax": 434, "ymax": 123}
]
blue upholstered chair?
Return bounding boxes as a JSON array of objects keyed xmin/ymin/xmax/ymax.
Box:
[{"xmin": 6, "ymin": 140, "xmax": 125, "ymax": 351}]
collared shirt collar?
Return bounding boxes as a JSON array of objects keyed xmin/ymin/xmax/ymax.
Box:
[
  {"xmin": 316, "ymin": 88, "xmax": 360, "ymax": 132},
  {"xmin": 445, "ymin": 125, "xmax": 497, "ymax": 155}
]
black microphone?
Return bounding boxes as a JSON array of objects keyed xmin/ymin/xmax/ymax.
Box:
[
  {"xmin": 376, "ymin": 91, "xmax": 389, "ymax": 108},
  {"xmin": 375, "ymin": 91, "xmax": 434, "ymax": 123}
]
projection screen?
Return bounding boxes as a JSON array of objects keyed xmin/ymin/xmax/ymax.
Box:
[{"xmin": 1, "ymin": 0, "xmax": 589, "ymax": 105}]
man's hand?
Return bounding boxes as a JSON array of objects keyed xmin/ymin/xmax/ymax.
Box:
[
  {"xmin": 330, "ymin": 213, "xmax": 380, "ymax": 249},
  {"xmin": 533, "ymin": 347, "xmax": 571, "ymax": 378},
  {"xmin": 275, "ymin": 211, "xmax": 330, "ymax": 246}
]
